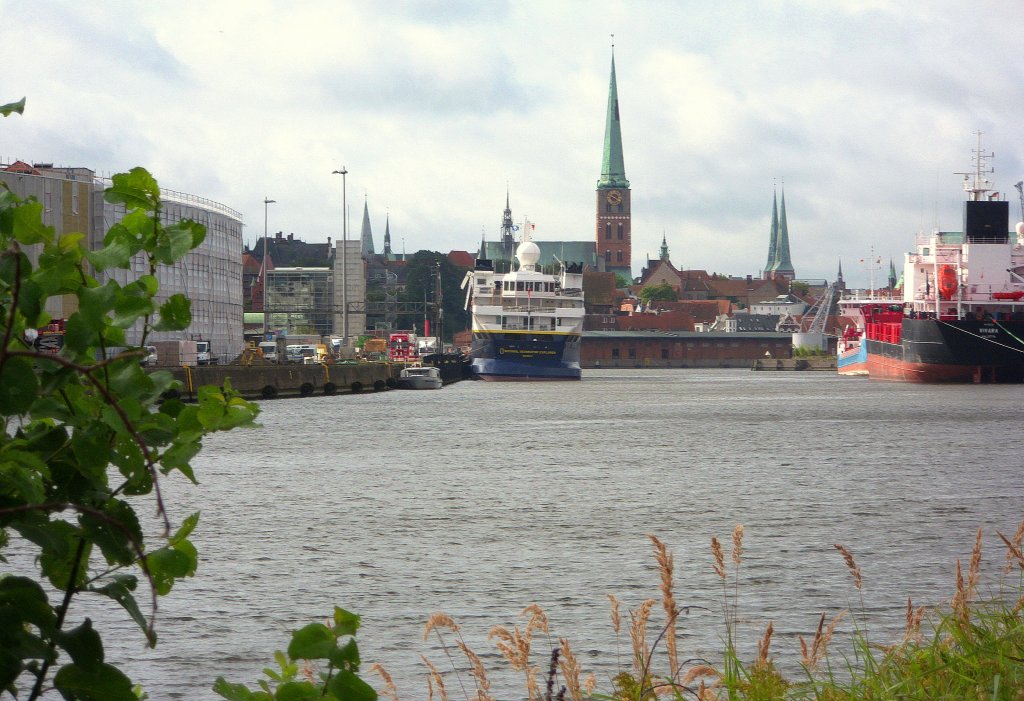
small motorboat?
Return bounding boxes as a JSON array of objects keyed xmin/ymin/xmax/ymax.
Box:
[{"xmin": 398, "ymin": 365, "xmax": 443, "ymax": 390}]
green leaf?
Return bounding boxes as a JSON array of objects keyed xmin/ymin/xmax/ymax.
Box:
[
  {"xmin": 147, "ymin": 547, "xmax": 192, "ymax": 595},
  {"xmin": 212, "ymin": 677, "xmax": 254, "ymax": 701},
  {"xmin": 81, "ymin": 499, "xmax": 143, "ymax": 567},
  {"xmin": 85, "ymin": 231, "xmax": 135, "ymax": 271},
  {"xmin": 10, "ymin": 199, "xmax": 52, "ymax": 245},
  {"xmin": 171, "ymin": 513, "xmax": 200, "ymax": 545},
  {"xmin": 153, "ymin": 293, "xmax": 192, "ymax": 331},
  {"xmin": 286, "ymin": 623, "xmax": 336, "ymax": 661},
  {"xmin": 333, "ymin": 607, "xmax": 361, "ymax": 637},
  {"xmin": 54, "ymin": 618, "xmax": 104, "ymax": 668},
  {"xmin": 0, "ymin": 357, "xmax": 40, "ymax": 414},
  {"xmin": 104, "ymin": 167, "xmax": 159, "ymax": 212},
  {"xmin": 326, "ymin": 669, "xmax": 377, "ymax": 701},
  {"xmin": 87, "ymin": 575, "xmax": 154, "ymax": 646},
  {"xmin": 53, "ymin": 661, "xmax": 137, "ymax": 701},
  {"xmin": 155, "ymin": 220, "xmax": 204, "ymax": 264},
  {"xmin": 0, "ymin": 446, "xmax": 49, "ymax": 502},
  {"xmin": 275, "ymin": 681, "xmax": 321, "ymax": 701},
  {"xmin": 328, "ymin": 639, "xmax": 360, "ymax": 670},
  {"xmin": 1, "ymin": 97, "xmax": 26, "ymax": 116},
  {"xmin": 0, "ymin": 576, "xmax": 56, "ymax": 630}
]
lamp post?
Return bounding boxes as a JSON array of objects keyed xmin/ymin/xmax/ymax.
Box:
[
  {"xmin": 332, "ymin": 167, "xmax": 348, "ymax": 346},
  {"xmin": 262, "ymin": 197, "xmax": 275, "ymax": 338}
]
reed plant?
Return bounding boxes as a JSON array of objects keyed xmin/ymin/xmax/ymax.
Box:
[
  {"xmin": 218, "ymin": 523, "xmax": 1024, "ymax": 700},
  {"xmin": 406, "ymin": 523, "xmax": 1024, "ymax": 701}
]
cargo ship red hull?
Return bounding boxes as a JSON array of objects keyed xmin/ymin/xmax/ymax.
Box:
[{"xmin": 864, "ymin": 315, "xmax": 1024, "ymax": 383}]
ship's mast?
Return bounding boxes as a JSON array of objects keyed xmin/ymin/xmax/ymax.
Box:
[{"xmin": 955, "ymin": 130, "xmax": 994, "ymax": 202}]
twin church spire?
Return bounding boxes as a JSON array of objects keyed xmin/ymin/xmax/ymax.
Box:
[{"xmin": 764, "ymin": 187, "xmax": 795, "ymax": 280}]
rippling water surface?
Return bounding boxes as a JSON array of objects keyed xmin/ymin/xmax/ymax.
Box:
[{"xmin": 74, "ymin": 370, "xmax": 1024, "ymax": 698}]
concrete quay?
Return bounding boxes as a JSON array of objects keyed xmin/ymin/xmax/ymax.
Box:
[{"xmin": 164, "ymin": 362, "xmax": 403, "ymax": 401}]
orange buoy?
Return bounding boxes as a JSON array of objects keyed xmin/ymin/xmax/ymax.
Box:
[{"xmin": 938, "ymin": 265, "xmax": 958, "ymax": 300}]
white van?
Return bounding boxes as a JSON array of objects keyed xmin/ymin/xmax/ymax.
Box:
[{"xmin": 258, "ymin": 341, "xmax": 277, "ymax": 361}]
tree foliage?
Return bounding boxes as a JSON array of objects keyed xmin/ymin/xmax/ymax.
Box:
[
  {"xmin": 639, "ymin": 282, "xmax": 678, "ymax": 305},
  {"xmin": 397, "ymin": 251, "xmax": 469, "ymax": 340},
  {"xmin": 0, "ymin": 155, "xmax": 260, "ymax": 698}
]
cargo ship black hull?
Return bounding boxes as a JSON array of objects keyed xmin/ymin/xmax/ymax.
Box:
[{"xmin": 865, "ymin": 317, "xmax": 1024, "ymax": 383}]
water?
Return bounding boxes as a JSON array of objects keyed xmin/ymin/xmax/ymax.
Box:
[{"xmin": 47, "ymin": 371, "xmax": 1024, "ymax": 697}]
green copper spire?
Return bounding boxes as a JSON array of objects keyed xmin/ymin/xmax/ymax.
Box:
[
  {"xmin": 659, "ymin": 232, "xmax": 670, "ymax": 261},
  {"xmin": 597, "ymin": 53, "xmax": 629, "ymax": 189},
  {"xmin": 769, "ymin": 187, "xmax": 795, "ymax": 277},
  {"xmin": 359, "ymin": 198, "xmax": 374, "ymax": 258},
  {"xmin": 765, "ymin": 190, "xmax": 778, "ymax": 274}
]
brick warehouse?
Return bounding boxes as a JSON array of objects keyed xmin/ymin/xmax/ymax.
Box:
[{"xmin": 581, "ymin": 330, "xmax": 793, "ymax": 368}]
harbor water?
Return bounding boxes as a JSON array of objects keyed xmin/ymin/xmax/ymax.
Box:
[{"xmin": 61, "ymin": 370, "xmax": 1024, "ymax": 697}]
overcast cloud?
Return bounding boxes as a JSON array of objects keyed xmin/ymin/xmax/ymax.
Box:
[{"xmin": 3, "ymin": 0, "xmax": 1022, "ymax": 287}]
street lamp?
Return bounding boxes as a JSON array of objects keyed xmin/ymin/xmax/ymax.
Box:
[
  {"xmin": 262, "ymin": 197, "xmax": 275, "ymax": 337},
  {"xmin": 332, "ymin": 167, "xmax": 348, "ymax": 346}
]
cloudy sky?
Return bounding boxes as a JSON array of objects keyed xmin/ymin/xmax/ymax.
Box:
[{"xmin": 3, "ymin": 1, "xmax": 1022, "ymax": 287}]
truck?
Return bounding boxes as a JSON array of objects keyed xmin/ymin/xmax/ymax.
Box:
[
  {"xmin": 388, "ymin": 332, "xmax": 418, "ymax": 363},
  {"xmin": 195, "ymin": 340, "xmax": 217, "ymax": 365}
]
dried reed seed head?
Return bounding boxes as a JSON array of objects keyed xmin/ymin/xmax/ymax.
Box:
[
  {"xmin": 731, "ymin": 525, "xmax": 745, "ymax": 565},
  {"xmin": 711, "ymin": 537, "xmax": 725, "ymax": 578},
  {"xmin": 833, "ymin": 544, "xmax": 863, "ymax": 589},
  {"xmin": 606, "ymin": 593, "xmax": 622, "ymax": 634},
  {"xmin": 681, "ymin": 664, "xmax": 720, "ymax": 685},
  {"xmin": 522, "ymin": 603, "xmax": 550, "ymax": 635},
  {"xmin": 558, "ymin": 637, "xmax": 583, "ymax": 701},
  {"xmin": 368, "ymin": 663, "xmax": 399, "ymax": 701},
  {"xmin": 628, "ymin": 599, "xmax": 657, "ymax": 674},
  {"xmin": 819, "ymin": 609, "xmax": 848, "ymax": 657},
  {"xmin": 756, "ymin": 620, "xmax": 774, "ymax": 668},
  {"xmin": 998, "ymin": 529, "xmax": 1024, "ymax": 573},
  {"xmin": 423, "ymin": 613, "xmax": 460, "ymax": 641},
  {"xmin": 798, "ymin": 635, "xmax": 811, "ymax": 668},
  {"xmin": 455, "ymin": 640, "xmax": 492, "ymax": 692},
  {"xmin": 967, "ymin": 528, "xmax": 983, "ymax": 597},
  {"xmin": 420, "ymin": 655, "xmax": 448, "ymax": 701}
]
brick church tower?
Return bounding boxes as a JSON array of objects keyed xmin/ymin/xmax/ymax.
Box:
[{"xmin": 595, "ymin": 50, "xmax": 632, "ymax": 281}]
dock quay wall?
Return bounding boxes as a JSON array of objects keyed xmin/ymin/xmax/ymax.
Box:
[
  {"xmin": 751, "ymin": 357, "xmax": 837, "ymax": 372},
  {"xmin": 164, "ymin": 363, "xmax": 403, "ymax": 401}
]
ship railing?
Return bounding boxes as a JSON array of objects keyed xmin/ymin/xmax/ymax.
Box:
[{"xmin": 557, "ymin": 288, "xmax": 583, "ymax": 298}]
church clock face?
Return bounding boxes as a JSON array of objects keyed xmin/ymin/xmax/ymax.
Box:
[{"xmin": 606, "ymin": 190, "xmax": 622, "ymax": 206}]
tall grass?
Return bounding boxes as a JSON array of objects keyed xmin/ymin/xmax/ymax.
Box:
[{"xmin": 392, "ymin": 523, "xmax": 1024, "ymax": 700}]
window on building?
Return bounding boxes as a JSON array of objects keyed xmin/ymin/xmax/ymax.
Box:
[
  {"xmin": 617, "ymin": 223, "xmax": 623, "ymax": 240},
  {"xmin": 616, "ymin": 250, "xmax": 623, "ymax": 262},
  {"xmin": 617, "ymin": 204, "xmax": 623, "ymax": 213},
  {"xmin": 605, "ymin": 223, "xmax": 611, "ymax": 239},
  {"xmin": 661, "ymin": 348, "xmax": 669, "ymax": 359},
  {"xmin": 605, "ymin": 249, "xmax": 611, "ymax": 263},
  {"xmin": 611, "ymin": 348, "xmax": 620, "ymax": 359},
  {"xmin": 628, "ymin": 348, "xmax": 636, "ymax": 359}
]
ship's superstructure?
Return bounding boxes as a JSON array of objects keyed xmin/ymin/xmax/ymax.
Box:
[{"xmin": 463, "ymin": 238, "xmax": 585, "ymax": 381}]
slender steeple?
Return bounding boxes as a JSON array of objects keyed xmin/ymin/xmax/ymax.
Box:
[
  {"xmin": 837, "ymin": 258, "xmax": 845, "ymax": 291},
  {"xmin": 597, "ymin": 51, "xmax": 629, "ymax": 189},
  {"xmin": 764, "ymin": 190, "xmax": 779, "ymax": 277},
  {"xmin": 501, "ymin": 188, "xmax": 515, "ymax": 258},
  {"xmin": 359, "ymin": 198, "xmax": 374, "ymax": 258},
  {"xmin": 768, "ymin": 186, "xmax": 795, "ymax": 279},
  {"xmin": 659, "ymin": 232, "xmax": 670, "ymax": 261},
  {"xmin": 382, "ymin": 215, "xmax": 392, "ymax": 258},
  {"xmin": 595, "ymin": 46, "xmax": 633, "ymax": 278},
  {"xmin": 888, "ymin": 258, "xmax": 898, "ymax": 290}
]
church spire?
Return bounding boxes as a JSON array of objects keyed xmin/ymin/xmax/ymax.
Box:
[
  {"xmin": 764, "ymin": 189, "xmax": 779, "ymax": 277},
  {"xmin": 359, "ymin": 198, "xmax": 374, "ymax": 258},
  {"xmin": 382, "ymin": 215, "xmax": 392, "ymax": 258},
  {"xmin": 501, "ymin": 187, "xmax": 515, "ymax": 258},
  {"xmin": 597, "ymin": 50, "xmax": 629, "ymax": 189},
  {"xmin": 770, "ymin": 186, "xmax": 794, "ymax": 278},
  {"xmin": 659, "ymin": 231, "xmax": 670, "ymax": 261}
]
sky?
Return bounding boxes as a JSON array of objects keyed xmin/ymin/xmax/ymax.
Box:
[{"xmin": 3, "ymin": 1, "xmax": 1023, "ymax": 288}]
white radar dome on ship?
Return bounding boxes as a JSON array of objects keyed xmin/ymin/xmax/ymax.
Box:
[{"xmin": 516, "ymin": 240, "xmax": 541, "ymax": 267}]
